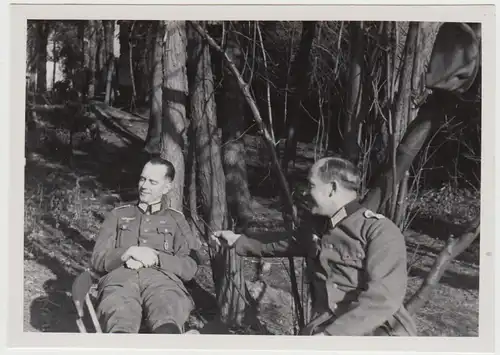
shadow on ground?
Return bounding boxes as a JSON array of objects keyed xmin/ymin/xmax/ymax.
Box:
[
  {"xmin": 406, "ymin": 216, "xmax": 480, "ymax": 266},
  {"xmin": 408, "ymin": 266, "xmax": 479, "ymax": 291},
  {"xmin": 26, "ymin": 241, "xmax": 83, "ymax": 332}
]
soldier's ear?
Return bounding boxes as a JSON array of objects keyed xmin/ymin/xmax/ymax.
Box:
[{"xmin": 162, "ymin": 179, "xmax": 173, "ymax": 194}]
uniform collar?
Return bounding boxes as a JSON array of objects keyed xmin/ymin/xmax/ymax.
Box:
[
  {"xmin": 328, "ymin": 199, "xmax": 363, "ymax": 228},
  {"xmin": 137, "ymin": 200, "xmax": 163, "ymax": 215}
]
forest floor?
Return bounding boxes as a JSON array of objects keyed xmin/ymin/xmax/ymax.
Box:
[{"xmin": 23, "ymin": 105, "xmax": 480, "ymax": 336}]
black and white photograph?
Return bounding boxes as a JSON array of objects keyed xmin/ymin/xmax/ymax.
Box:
[{"xmin": 4, "ymin": 2, "xmax": 497, "ymax": 354}]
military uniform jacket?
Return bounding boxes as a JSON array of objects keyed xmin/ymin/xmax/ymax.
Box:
[
  {"xmin": 91, "ymin": 201, "xmax": 199, "ymax": 284},
  {"xmin": 234, "ymin": 200, "xmax": 417, "ymax": 336}
]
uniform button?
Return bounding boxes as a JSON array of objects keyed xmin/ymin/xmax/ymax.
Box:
[
  {"xmin": 145, "ymin": 218, "xmax": 150, "ymax": 222},
  {"xmin": 357, "ymin": 252, "xmax": 363, "ymax": 258},
  {"xmin": 333, "ymin": 283, "xmax": 338, "ymax": 289},
  {"xmin": 332, "ymin": 304, "xmax": 337, "ymax": 310},
  {"xmin": 141, "ymin": 239, "xmax": 147, "ymax": 243},
  {"xmin": 144, "ymin": 229, "xmax": 149, "ymax": 232}
]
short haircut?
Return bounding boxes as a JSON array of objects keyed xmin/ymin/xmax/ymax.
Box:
[
  {"xmin": 316, "ymin": 156, "xmax": 361, "ymax": 192},
  {"xmin": 147, "ymin": 156, "xmax": 176, "ymax": 182}
]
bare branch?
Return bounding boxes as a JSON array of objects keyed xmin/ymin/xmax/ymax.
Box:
[{"xmin": 405, "ymin": 217, "xmax": 480, "ymax": 315}]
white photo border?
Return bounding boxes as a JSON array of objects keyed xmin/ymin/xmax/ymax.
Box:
[{"xmin": 2, "ymin": 1, "xmax": 497, "ymax": 355}]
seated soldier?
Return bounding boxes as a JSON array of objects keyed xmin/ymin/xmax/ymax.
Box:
[
  {"xmin": 91, "ymin": 157, "xmax": 200, "ymax": 334},
  {"xmin": 212, "ymin": 156, "xmax": 417, "ymax": 336}
]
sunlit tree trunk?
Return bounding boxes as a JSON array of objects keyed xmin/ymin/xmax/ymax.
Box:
[{"xmin": 160, "ymin": 21, "xmax": 188, "ymax": 211}]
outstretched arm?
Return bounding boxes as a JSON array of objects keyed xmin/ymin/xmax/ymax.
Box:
[{"xmin": 212, "ymin": 225, "xmax": 310, "ymax": 258}]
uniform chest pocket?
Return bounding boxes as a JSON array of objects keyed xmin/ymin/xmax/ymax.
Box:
[
  {"xmin": 116, "ymin": 223, "xmax": 134, "ymax": 248},
  {"xmin": 321, "ymin": 240, "xmax": 366, "ymax": 269}
]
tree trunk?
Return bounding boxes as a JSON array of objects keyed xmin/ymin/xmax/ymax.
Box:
[
  {"xmin": 104, "ymin": 21, "xmax": 116, "ymax": 106},
  {"xmin": 160, "ymin": 21, "xmax": 188, "ymax": 211},
  {"xmin": 219, "ymin": 32, "xmax": 253, "ymax": 232},
  {"xmin": 187, "ymin": 22, "xmax": 246, "ymax": 327},
  {"xmin": 95, "ymin": 21, "xmax": 105, "ymax": 89},
  {"xmin": 76, "ymin": 21, "xmax": 87, "ymax": 100},
  {"xmin": 144, "ymin": 21, "xmax": 163, "ymax": 155},
  {"xmin": 103, "ymin": 20, "xmax": 114, "ymax": 60},
  {"xmin": 361, "ymin": 89, "xmax": 453, "ymax": 213},
  {"xmin": 26, "ymin": 22, "xmax": 38, "ymax": 93},
  {"xmin": 363, "ymin": 22, "xmax": 479, "ymax": 214},
  {"xmin": 282, "ymin": 21, "xmax": 316, "ymax": 174},
  {"xmin": 343, "ymin": 21, "xmax": 365, "ymax": 163},
  {"xmin": 386, "ymin": 22, "xmax": 418, "ymax": 220},
  {"xmin": 393, "ymin": 22, "xmax": 418, "ymax": 153},
  {"xmin": 128, "ymin": 22, "xmax": 137, "ymax": 109},
  {"xmin": 51, "ymin": 30, "xmax": 56, "ymax": 91},
  {"xmin": 88, "ymin": 20, "xmax": 98, "ymax": 98},
  {"xmin": 104, "ymin": 57, "xmax": 115, "ymax": 105},
  {"xmin": 190, "ymin": 21, "xmax": 304, "ymax": 331},
  {"xmin": 140, "ymin": 22, "xmax": 154, "ymax": 104},
  {"xmin": 185, "ymin": 120, "xmax": 200, "ymax": 239},
  {"xmin": 118, "ymin": 21, "xmax": 132, "ymax": 105},
  {"xmin": 36, "ymin": 21, "xmax": 49, "ymax": 93}
]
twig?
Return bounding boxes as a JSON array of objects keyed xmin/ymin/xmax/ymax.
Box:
[
  {"xmin": 129, "ymin": 21, "xmax": 137, "ymax": 111},
  {"xmin": 257, "ymin": 22, "xmax": 275, "ymax": 142}
]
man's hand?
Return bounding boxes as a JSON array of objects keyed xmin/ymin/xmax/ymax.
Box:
[
  {"xmin": 121, "ymin": 246, "xmax": 159, "ymax": 267},
  {"xmin": 210, "ymin": 230, "xmax": 241, "ymax": 249},
  {"xmin": 125, "ymin": 258, "xmax": 144, "ymax": 270}
]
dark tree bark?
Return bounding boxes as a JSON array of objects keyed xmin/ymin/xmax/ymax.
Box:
[
  {"xmin": 140, "ymin": 22, "xmax": 154, "ymax": 104},
  {"xmin": 393, "ymin": 22, "xmax": 418, "ymax": 153},
  {"xmin": 343, "ymin": 21, "xmax": 365, "ymax": 163},
  {"xmin": 185, "ymin": 120, "xmax": 200, "ymax": 239},
  {"xmin": 26, "ymin": 22, "xmax": 37, "ymax": 93},
  {"xmin": 219, "ymin": 31, "xmax": 253, "ymax": 232},
  {"xmin": 282, "ymin": 21, "xmax": 317, "ymax": 174},
  {"xmin": 87, "ymin": 20, "xmax": 98, "ymax": 98},
  {"xmin": 144, "ymin": 21, "xmax": 163, "ymax": 155},
  {"xmin": 104, "ymin": 57, "xmax": 115, "ymax": 105},
  {"xmin": 187, "ymin": 22, "xmax": 247, "ymax": 326},
  {"xmin": 118, "ymin": 21, "xmax": 132, "ymax": 105},
  {"xmin": 128, "ymin": 22, "xmax": 137, "ymax": 109},
  {"xmin": 103, "ymin": 21, "xmax": 116, "ymax": 106},
  {"xmin": 75, "ymin": 21, "xmax": 87, "ymax": 100},
  {"xmin": 35, "ymin": 21, "xmax": 50, "ymax": 93},
  {"xmin": 51, "ymin": 29, "xmax": 56, "ymax": 91},
  {"xmin": 160, "ymin": 21, "xmax": 188, "ymax": 211},
  {"xmin": 103, "ymin": 20, "xmax": 114, "ymax": 61}
]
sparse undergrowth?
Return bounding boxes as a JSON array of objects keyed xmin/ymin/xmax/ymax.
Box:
[{"xmin": 23, "ymin": 115, "xmax": 479, "ymax": 336}]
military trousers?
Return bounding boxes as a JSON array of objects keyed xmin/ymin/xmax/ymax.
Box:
[{"xmin": 96, "ymin": 267, "xmax": 194, "ymax": 333}]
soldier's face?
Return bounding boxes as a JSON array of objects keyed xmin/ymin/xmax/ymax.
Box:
[
  {"xmin": 138, "ymin": 162, "xmax": 172, "ymax": 204},
  {"xmin": 307, "ymin": 165, "xmax": 340, "ymax": 217}
]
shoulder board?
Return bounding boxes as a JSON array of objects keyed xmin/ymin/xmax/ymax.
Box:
[
  {"xmin": 363, "ymin": 209, "xmax": 385, "ymax": 220},
  {"xmin": 114, "ymin": 204, "xmax": 132, "ymax": 211},
  {"xmin": 167, "ymin": 207, "xmax": 184, "ymax": 216}
]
